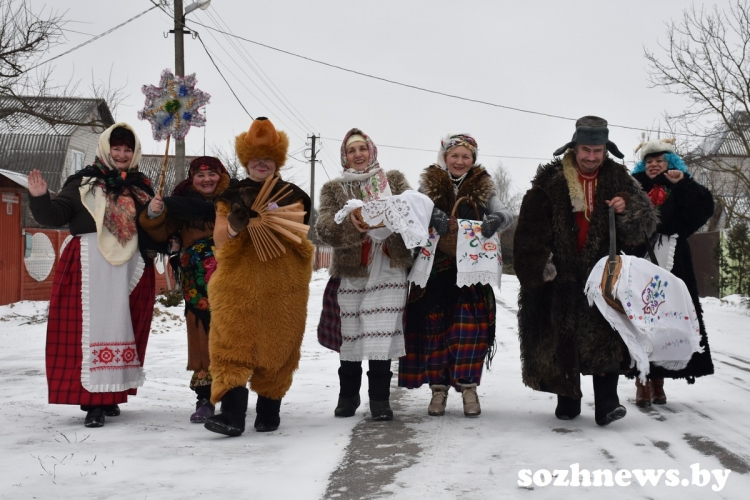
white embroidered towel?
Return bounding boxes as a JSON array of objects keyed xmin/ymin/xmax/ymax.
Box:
[
  {"xmin": 585, "ymin": 254, "xmax": 702, "ymax": 383},
  {"xmin": 455, "ymin": 218, "xmax": 501, "ymax": 288},
  {"xmin": 334, "ymin": 191, "xmax": 434, "ymax": 249},
  {"xmin": 408, "ymin": 228, "xmax": 440, "ymax": 288}
]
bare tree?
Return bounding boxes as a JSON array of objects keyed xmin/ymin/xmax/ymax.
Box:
[
  {"xmin": 0, "ymin": 0, "xmax": 122, "ymax": 130},
  {"xmin": 645, "ymin": 1, "xmax": 750, "ymax": 226},
  {"xmin": 209, "ymin": 140, "xmax": 247, "ymax": 180},
  {"xmin": 491, "ymin": 161, "xmax": 522, "ymax": 214},
  {"xmin": 491, "ymin": 162, "xmax": 521, "ymax": 273}
]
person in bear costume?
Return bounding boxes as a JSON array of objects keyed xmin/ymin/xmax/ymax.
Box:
[{"xmin": 203, "ymin": 117, "xmax": 314, "ymax": 436}]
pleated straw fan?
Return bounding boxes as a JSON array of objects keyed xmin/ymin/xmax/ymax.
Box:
[{"xmin": 245, "ymin": 176, "xmax": 310, "ymax": 262}]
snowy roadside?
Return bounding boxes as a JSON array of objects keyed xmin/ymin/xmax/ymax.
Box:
[{"xmin": 1, "ymin": 273, "xmax": 750, "ymax": 498}]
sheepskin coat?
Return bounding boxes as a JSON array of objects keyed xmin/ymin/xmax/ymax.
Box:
[
  {"xmin": 514, "ymin": 153, "xmax": 658, "ymax": 398},
  {"xmin": 316, "ymin": 170, "xmax": 413, "ymax": 277},
  {"xmin": 632, "ymin": 171, "xmax": 715, "ymax": 381},
  {"xmin": 207, "ymin": 178, "xmax": 314, "ymax": 403}
]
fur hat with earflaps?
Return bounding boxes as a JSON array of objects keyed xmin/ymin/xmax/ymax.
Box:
[
  {"xmin": 235, "ymin": 117, "xmax": 289, "ymax": 172},
  {"xmin": 553, "ymin": 116, "xmax": 624, "ymax": 159}
]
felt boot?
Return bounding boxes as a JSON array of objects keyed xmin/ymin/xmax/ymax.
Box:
[
  {"xmin": 335, "ymin": 361, "xmax": 362, "ymax": 417},
  {"xmin": 594, "ymin": 374, "xmax": 626, "ymax": 426},
  {"xmin": 428, "ymin": 385, "xmax": 449, "ymax": 416},
  {"xmin": 254, "ymin": 395, "xmax": 281, "ymax": 432},
  {"xmin": 460, "ymin": 383, "xmax": 481, "ymax": 417},
  {"xmin": 651, "ymin": 378, "xmax": 667, "ymax": 405},
  {"xmin": 555, "ymin": 395, "xmax": 581, "ymax": 420},
  {"xmin": 368, "ymin": 360, "xmax": 393, "ymax": 421},
  {"xmin": 84, "ymin": 406, "xmax": 105, "ymax": 428},
  {"xmin": 204, "ymin": 386, "xmax": 248, "ymax": 436},
  {"xmin": 103, "ymin": 404, "xmax": 121, "ymax": 417},
  {"xmin": 635, "ymin": 379, "xmax": 652, "ymax": 408}
]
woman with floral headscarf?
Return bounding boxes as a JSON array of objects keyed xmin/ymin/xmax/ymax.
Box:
[
  {"xmin": 315, "ymin": 128, "xmax": 416, "ymax": 420},
  {"xmin": 27, "ymin": 123, "xmax": 163, "ymax": 428},
  {"xmin": 138, "ymin": 156, "xmax": 233, "ymax": 423},
  {"xmin": 398, "ymin": 134, "xmax": 513, "ymax": 417},
  {"xmin": 629, "ymin": 139, "xmax": 715, "ymax": 407}
]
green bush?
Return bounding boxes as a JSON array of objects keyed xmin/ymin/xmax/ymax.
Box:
[{"xmin": 157, "ymin": 289, "xmax": 183, "ymax": 308}]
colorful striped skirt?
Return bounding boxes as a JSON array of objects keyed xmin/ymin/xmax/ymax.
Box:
[{"xmin": 398, "ymin": 258, "xmax": 495, "ymax": 390}]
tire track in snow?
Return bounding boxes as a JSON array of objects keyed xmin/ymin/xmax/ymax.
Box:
[{"xmin": 322, "ymin": 366, "xmax": 423, "ymax": 500}]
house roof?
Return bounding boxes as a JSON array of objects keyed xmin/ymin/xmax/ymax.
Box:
[
  {"xmin": 0, "ymin": 97, "xmax": 115, "ymax": 191},
  {"xmin": 0, "ymin": 96, "xmax": 114, "ymax": 136},
  {"xmin": 0, "ymin": 135, "xmax": 71, "ymax": 191},
  {"xmin": 0, "ymin": 168, "xmax": 29, "ymax": 189},
  {"xmin": 698, "ymin": 112, "xmax": 750, "ymax": 157},
  {"xmin": 139, "ymin": 155, "xmax": 195, "ymax": 196}
]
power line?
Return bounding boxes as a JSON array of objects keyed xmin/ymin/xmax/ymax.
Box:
[
  {"xmin": 204, "ymin": 9, "xmax": 316, "ymax": 134},
  {"xmin": 198, "ymin": 11, "xmax": 309, "ymax": 141},
  {"xmin": 195, "ymin": 34, "xmax": 254, "ymax": 120},
  {"xmin": 26, "ymin": 5, "xmax": 159, "ymax": 73},
  {"xmin": 319, "ymin": 136, "xmax": 548, "ymax": 161},
  {"xmin": 180, "ymin": 17, "xmax": 670, "ymax": 135}
]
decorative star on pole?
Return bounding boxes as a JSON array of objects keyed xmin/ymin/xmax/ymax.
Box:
[{"xmin": 138, "ymin": 69, "xmax": 211, "ymax": 195}]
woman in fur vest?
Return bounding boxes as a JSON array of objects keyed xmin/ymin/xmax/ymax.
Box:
[
  {"xmin": 139, "ymin": 156, "xmax": 232, "ymax": 423},
  {"xmin": 398, "ymin": 134, "xmax": 513, "ymax": 417},
  {"xmin": 315, "ymin": 128, "xmax": 414, "ymax": 421},
  {"xmin": 27, "ymin": 123, "xmax": 162, "ymax": 428},
  {"xmin": 203, "ymin": 117, "xmax": 314, "ymax": 437},
  {"xmin": 630, "ymin": 139, "xmax": 715, "ymax": 406}
]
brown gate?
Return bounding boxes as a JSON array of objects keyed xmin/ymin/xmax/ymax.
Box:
[{"xmin": 0, "ymin": 188, "xmax": 22, "ymax": 305}]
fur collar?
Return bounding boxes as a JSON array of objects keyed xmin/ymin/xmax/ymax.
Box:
[
  {"xmin": 562, "ymin": 151, "xmax": 586, "ymax": 212},
  {"xmin": 420, "ymin": 164, "xmax": 495, "ymax": 216}
]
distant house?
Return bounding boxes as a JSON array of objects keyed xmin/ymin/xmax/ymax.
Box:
[
  {"xmin": 0, "ymin": 96, "xmax": 191, "ymax": 305},
  {"xmin": 688, "ymin": 111, "xmax": 750, "ymax": 230}
]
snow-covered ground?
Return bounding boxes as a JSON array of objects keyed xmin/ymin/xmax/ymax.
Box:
[{"xmin": 1, "ymin": 272, "xmax": 750, "ymax": 499}]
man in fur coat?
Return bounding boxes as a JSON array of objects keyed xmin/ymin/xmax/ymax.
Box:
[
  {"xmin": 514, "ymin": 116, "xmax": 658, "ymax": 426},
  {"xmin": 203, "ymin": 117, "xmax": 314, "ymax": 436}
]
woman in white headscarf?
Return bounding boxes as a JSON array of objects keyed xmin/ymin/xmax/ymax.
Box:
[
  {"xmin": 315, "ymin": 128, "xmax": 416, "ymax": 421},
  {"xmin": 28, "ymin": 123, "xmax": 162, "ymax": 428}
]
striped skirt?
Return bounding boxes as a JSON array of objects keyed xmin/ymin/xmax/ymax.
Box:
[{"xmin": 398, "ymin": 258, "xmax": 495, "ymax": 390}]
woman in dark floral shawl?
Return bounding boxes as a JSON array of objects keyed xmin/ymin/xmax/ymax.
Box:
[{"xmin": 139, "ymin": 156, "xmax": 233, "ymax": 423}]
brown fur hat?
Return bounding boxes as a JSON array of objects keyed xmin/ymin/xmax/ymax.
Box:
[{"xmin": 235, "ymin": 117, "xmax": 289, "ymax": 171}]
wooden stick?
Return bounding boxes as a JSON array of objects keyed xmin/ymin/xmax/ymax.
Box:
[{"xmin": 157, "ymin": 135, "xmax": 172, "ymax": 197}]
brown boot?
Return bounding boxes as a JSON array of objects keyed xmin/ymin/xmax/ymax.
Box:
[
  {"xmin": 635, "ymin": 379, "xmax": 651, "ymax": 408},
  {"xmin": 651, "ymin": 378, "xmax": 666, "ymax": 405},
  {"xmin": 460, "ymin": 383, "xmax": 481, "ymax": 417},
  {"xmin": 427, "ymin": 385, "xmax": 448, "ymax": 416}
]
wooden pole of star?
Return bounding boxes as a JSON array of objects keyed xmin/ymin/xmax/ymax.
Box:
[{"xmin": 157, "ymin": 134, "xmax": 172, "ymax": 197}]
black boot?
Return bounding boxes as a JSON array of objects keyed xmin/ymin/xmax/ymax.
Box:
[
  {"xmin": 368, "ymin": 360, "xmax": 393, "ymax": 421},
  {"xmin": 204, "ymin": 386, "xmax": 249, "ymax": 436},
  {"xmin": 84, "ymin": 406, "xmax": 105, "ymax": 428},
  {"xmin": 335, "ymin": 361, "xmax": 362, "ymax": 417},
  {"xmin": 103, "ymin": 404, "xmax": 120, "ymax": 417},
  {"xmin": 555, "ymin": 395, "xmax": 581, "ymax": 420},
  {"xmin": 254, "ymin": 395, "xmax": 281, "ymax": 432},
  {"xmin": 594, "ymin": 374, "xmax": 626, "ymax": 426}
]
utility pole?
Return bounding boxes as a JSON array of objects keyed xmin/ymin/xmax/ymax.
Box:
[
  {"xmin": 173, "ymin": 0, "xmax": 187, "ymax": 184},
  {"xmin": 308, "ymin": 134, "xmax": 319, "ymax": 231}
]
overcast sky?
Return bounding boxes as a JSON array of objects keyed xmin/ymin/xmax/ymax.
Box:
[{"xmin": 28, "ymin": 0, "xmax": 718, "ymax": 199}]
